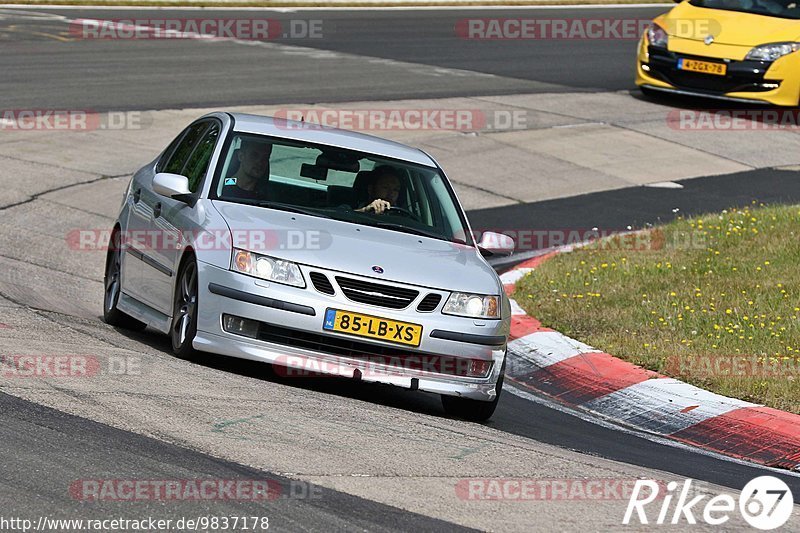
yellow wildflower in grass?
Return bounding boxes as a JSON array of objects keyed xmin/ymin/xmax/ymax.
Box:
[{"xmin": 513, "ymin": 203, "xmax": 800, "ymax": 414}]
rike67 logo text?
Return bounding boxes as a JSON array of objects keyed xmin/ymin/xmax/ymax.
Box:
[{"xmin": 624, "ymin": 476, "xmax": 793, "ymax": 530}]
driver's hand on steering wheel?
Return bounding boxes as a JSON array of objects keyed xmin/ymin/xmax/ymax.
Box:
[{"xmin": 361, "ymin": 198, "xmax": 391, "ymax": 214}]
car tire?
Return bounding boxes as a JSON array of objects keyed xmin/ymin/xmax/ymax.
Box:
[
  {"xmin": 103, "ymin": 231, "xmax": 147, "ymax": 331},
  {"xmin": 639, "ymin": 86, "xmax": 660, "ymax": 99},
  {"xmin": 441, "ymin": 360, "xmax": 505, "ymax": 422},
  {"xmin": 171, "ymin": 255, "xmax": 199, "ymax": 358}
]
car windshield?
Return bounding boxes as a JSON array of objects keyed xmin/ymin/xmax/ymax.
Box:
[
  {"xmin": 690, "ymin": 0, "xmax": 800, "ymax": 19},
  {"xmin": 210, "ymin": 133, "xmax": 471, "ymax": 245}
]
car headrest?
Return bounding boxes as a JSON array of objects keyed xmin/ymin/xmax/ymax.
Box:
[
  {"xmin": 327, "ymin": 185, "xmax": 356, "ymax": 208},
  {"xmin": 352, "ymin": 170, "xmax": 374, "ymax": 204}
]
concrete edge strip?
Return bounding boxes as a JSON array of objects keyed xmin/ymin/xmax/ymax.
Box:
[{"xmin": 501, "ymin": 250, "xmax": 800, "ymax": 472}]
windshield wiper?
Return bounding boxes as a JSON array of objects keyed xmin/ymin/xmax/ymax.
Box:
[
  {"xmin": 258, "ymin": 201, "xmax": 328, "ymax": 217},
  {"xmin": 366, "ymin": 222, "xmax": 462, "ymax": 243},
  {"xmin": 228, "ymin": 199, "xmax": 332, "ymax": 219}
]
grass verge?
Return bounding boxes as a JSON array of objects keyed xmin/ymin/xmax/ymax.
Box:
[{"xmin": 514, "ymin": 202, "xmax": 800, "ymax": 414}]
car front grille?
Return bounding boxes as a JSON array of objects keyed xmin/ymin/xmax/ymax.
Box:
[
  {"xmin": 335, "ymin": 276, "xmax": 419, "ymax": 309},
  {"xmin": 309, "ymin": 272, "xmax": 335, "ymax": 295},
  {"xmin": 254, "ymin": 321, "xmax": 487, "ymax": 377},
  {"xmin": 647, "ymin": 47, "xmax": 777, "ymax": 94},
  {"xmin": 416, "ymin": 293, "xmax": 442, "ymax": 312},
  {"xmin": 663, "ymin": 71, "xmax": 775, "ymax": 93}
]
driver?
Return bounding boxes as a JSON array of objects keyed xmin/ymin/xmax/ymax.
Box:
[
  {"xmin": 222, "ymin": 139, "xmax": 272, "ymax": 201},
  {"xmin": 356, "ymin": 165, "xmax": 402, "ymax": 215}
]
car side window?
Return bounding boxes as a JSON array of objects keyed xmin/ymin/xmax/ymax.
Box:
[
  {"xmin": 161, "ymin": 122, "xmax": 209, "ymax": 176},
  {"xmin": 156, "ymin": 131, "xmax": 186, "ymax": 173},
  {"xmin": 182, "ymin": 123, "xmax": 220, "ymax": 193}
]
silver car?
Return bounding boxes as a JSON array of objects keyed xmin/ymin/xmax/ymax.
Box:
[{"xmin": 104, "ymin": 112, "xmax": 514, "ymax": 421}]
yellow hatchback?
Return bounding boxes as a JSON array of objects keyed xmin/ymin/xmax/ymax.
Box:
[{"xmin": 636, "ymin": 0, "xmax": 800, "ymax": 106}]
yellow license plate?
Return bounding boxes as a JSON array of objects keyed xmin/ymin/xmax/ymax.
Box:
[
  {"xmin": 323, "ymin": 308, "xmax": 422, "ymax": 347},
  {"xmin": 678, "ymin": 58, "xmax": 727, "ymax": 76}
]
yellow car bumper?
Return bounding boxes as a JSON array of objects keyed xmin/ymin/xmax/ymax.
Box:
[{"xmin": 635, "ymin": 36, "xmax": 800, "ymax": 107}]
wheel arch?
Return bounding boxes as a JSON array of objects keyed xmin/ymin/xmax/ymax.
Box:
[{"xmin": 173, "ymin": 246, "xmax": 198, "ymax": 299}]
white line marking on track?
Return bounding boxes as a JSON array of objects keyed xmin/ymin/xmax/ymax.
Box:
[
  {"xmin": 645, "ymin": 181, "xmax": 684, "ymax": 189},
  {"xmin": 53, "ymin": 15, "xmax": 505, "ymax": 80},
  {"xmin": 583, "ymin": 378, "xmax": 758, "ymax": 435},
  {"xmin": 505, "ymin": 383, "xmax": 800, "ymax": 478},
  {"xmin": 509, "ymin": 298, "xmax": 527, "ymax": 317},
  {"xmin": 508, "ymin": 330, "xmax": 600, "ymax": 368}
]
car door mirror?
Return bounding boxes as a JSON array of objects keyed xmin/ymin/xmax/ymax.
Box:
[
  {"xmin": 152, "ymin": 172, "xmax": 194, "ymax": 204},
  {"xmin": 478, "ymin": 231, "xmax": 515, "ymax": 257}
]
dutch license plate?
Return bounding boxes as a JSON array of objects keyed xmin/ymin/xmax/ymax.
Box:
[
  {"xmin": 323, "ymin": 308, "xmax": 422, "ymax": 347},
  {"xmin": 678, "ymin": 58, "xmax": 727, "ymax": 76}
]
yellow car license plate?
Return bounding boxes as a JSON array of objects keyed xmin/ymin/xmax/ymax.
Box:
[
  {"xmin": 678, "ymin": 58, "xmax": 727, "ymax": 76},
  {"xmin": 323, "ymin": 308, "xmax": 422, "ymax": 347}
]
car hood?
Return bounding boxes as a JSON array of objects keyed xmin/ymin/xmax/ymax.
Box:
[
  {"xmin": 212, "ymin": 201, "xmax": 501, "ymax": 294},
  {"xmin": 662, "ymin": 3, "xmax": 800, "ymax": 46}
]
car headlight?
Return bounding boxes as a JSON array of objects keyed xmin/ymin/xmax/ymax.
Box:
[
  {"xmin": 442, "ymin": 293, "xmax": 500, "ymax": 319},
  {"xmin": 232, "ymin": 249, "xmax": 305, "ymax": 288},
  {"xmin": 647, "ymin": 23, "xmax": 668, "ymax": 49},
  {"xmin": 745, "ymin": 42, "xmax": 800, "ymax": 62}
]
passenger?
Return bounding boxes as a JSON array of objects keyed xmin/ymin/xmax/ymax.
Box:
[
  {"xmin": 356, "ymin": 165, "xmax": 403, "ymax": 214},
  {"xmin": 222, "ymin": 140, "xmax": 272, "ymax": 201}
]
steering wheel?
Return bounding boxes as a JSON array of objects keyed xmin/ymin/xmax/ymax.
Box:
[{"xmin": 386, "ymin": 206, "xmax": 420, "ymax": 221}]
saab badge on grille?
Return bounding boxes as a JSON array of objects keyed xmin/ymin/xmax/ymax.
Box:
[{"xmin": 372, "ymin": 265, "xmax": 384, "ymax": 274}]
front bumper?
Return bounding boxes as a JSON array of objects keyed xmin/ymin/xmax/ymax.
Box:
[
  {"xmin": 635, "ymin": 40, "xmax": 800, "ymax": 106},
  {"xmin": 194, "ymin": 261, "xmax": 508, "ymax": 401}
]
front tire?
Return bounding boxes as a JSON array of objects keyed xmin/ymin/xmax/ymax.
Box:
[
  {"xmin": 103, "ymin": 231, "xmax": 147, "ymax": 331},
  {"xmin": 171, "ymin": 256, "xmax": 199, "ymax": 358},
  {"xmin": 639, "ymin": 86, "xmax": 659, "ymax": 99},
  {"xmin": 441, "ymin": 361, "xmax": 505, "ymax": 422}
]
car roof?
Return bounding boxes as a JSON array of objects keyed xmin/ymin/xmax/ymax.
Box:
[{"xmin": 227, "ymin": 112, "xmax": 437, "ymax": 168}]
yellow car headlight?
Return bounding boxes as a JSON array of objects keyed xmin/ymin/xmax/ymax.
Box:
[
  {"xmin": 647, "ymin": 23, "xmax": 669, "ymax": 49},
  {"xmin": 745, "ymin": 42, "xmax": 800, "ymax": 62}
]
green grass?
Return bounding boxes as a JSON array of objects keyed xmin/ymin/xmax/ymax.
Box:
[{"xmin": 513, "ymin": 202, "xmax": 800, "ymax": 414}]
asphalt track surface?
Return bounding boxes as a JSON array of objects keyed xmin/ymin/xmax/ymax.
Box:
[
  {"xmin": 470, "ymin": 167, "xmax": 800, "ymax": 242},
  {"xmin": 0, "ymin": 392, "xmax": 475, "ymax": 531},
  {"xmin": 2, "ymin": 165, "xmax": 800, "ymax": 526},
  {"xmin": 2, "ymin": 5, "xmax": 800, "ymax": 531},
  {"xmin": 0, "ymin": 6, "xmax": 670, "ymax": 111}
]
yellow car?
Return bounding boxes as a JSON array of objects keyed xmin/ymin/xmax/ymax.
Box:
[{"xmin": 636, "ymin": 0, "xmax": 800, "ymax": 106}]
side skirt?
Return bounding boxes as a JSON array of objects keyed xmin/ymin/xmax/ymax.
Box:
[{"xmin": 118, "ymin": 292, "xmax": 171, "ymax": 334}]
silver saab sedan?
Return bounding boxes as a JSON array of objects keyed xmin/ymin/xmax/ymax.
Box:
[{"xmin": 103, "ymin": 112, "xmax": 514, "ymax": 421}]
